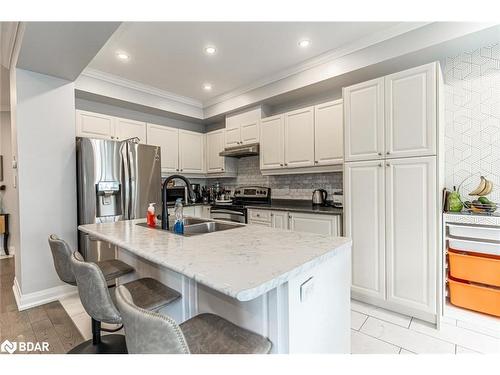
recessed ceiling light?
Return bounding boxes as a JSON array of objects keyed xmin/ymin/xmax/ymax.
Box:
[
  {"xmin": 116, "ymin": 52, "xmax": 130, "ymax": 61},
  {"xmin": 205, "ymin": 46, "xmax": 217, "ymax": 55},
  {"xmin": 203, "ymin": 83, "xmax": 212, "ymax": 91},
  {"xmin": 298, "ymin": 39, "xmax": 311, "ymax": 48}
]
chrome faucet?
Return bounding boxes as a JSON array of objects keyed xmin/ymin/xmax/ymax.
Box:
[{"xmin": 161, "ymin": 175, "xmax": 195, "ymax": 230}]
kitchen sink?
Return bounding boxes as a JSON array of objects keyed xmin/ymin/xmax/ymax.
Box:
[
  {"xmin": 183, "ymin": 221, "xmax": 243, "ymax": 236},
  {"xmin": 136, "ymin": 218, "xmax": 243, "ymax": 236}
]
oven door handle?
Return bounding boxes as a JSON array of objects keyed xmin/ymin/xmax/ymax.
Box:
[{"xmin": 210, "ymin": 209, "xmax": 245, "ymax": 216}]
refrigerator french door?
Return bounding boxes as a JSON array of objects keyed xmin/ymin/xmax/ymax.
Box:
[{"xmin": 76, "ymin": 137, "xmax": 161, "ymax": 261}]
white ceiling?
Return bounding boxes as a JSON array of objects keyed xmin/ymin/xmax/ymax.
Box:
[{"xmin": 88, "ymin": 22, "xmax": 412, "ymax": 103}]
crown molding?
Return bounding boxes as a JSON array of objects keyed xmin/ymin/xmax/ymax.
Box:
[
  {"xmin": 81, "ymin": 68, "xmax": 203, "ymax": 109},
  {"xmin": 203, "ymin": 22, "xmax": 430, "ymax": 108}
]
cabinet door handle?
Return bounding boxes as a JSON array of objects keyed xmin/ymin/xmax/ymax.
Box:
[
  {"xmin": 176, "ymin": 169, "xmax": 179, "ymax": 171},
  {"xmin": 284, "ymin": 163, "xmax": 288, "ymax": 167},
  {"xmin": 386, "ymin": 151, "xmax": 390, "ymax": 155},
  {"xmin": 378, "ymin": 163, "xmax": 382, "ymax": 167},
  {"xmin": 270, "ymin": 213, "xmax": 273, "ymax": 217},
  {"xmin": 280, "ymin": 163, "xmax": 283, "ymax": 167},
  {"xmin": 386, "ymin": 163, "xmax": 390, "ymax": 167},
  {"xmin": 377, "ymin": 152, "xmax": 382, "ymax": 156},
  {"xmin": 314, "ymin": 161, "xmax": 318, "ymax": 164},
  {"xmin": 221, "ymin": 168, "xmax": 224, "ymax": 171}
]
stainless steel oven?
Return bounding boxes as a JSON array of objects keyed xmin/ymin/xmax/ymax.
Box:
[
  {"xmin": 209, "ymin": 186, "xmax": 271, "ymax": 224},
  {"xmin": 210, "ymin": 207, "xmax": 246, "ymax": 223}
]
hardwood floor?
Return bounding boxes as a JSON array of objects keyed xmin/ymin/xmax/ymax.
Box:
[{"xmin": 0, "ymin": 257, "xmax": 84, "ymax": 354}]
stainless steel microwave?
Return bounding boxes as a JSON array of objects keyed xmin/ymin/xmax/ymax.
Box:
[{"xmin": 166, "ymin": 186, "xmax": 188, "ymax": 204}]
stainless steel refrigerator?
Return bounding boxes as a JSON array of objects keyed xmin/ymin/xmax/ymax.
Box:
[{"xmin": 76, "ymin": 137, "xmax": 161, "ymax": 261}]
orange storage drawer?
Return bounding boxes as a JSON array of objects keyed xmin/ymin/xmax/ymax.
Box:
[
  {"xmin": 448, "ymin": 249, "xmax": 500, "ymax": 287},
  {"xmin": 448, "ymin": 277, "xmax": 500, "ymax": 317}
]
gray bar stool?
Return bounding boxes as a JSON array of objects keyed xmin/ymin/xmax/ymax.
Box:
[
  {"xmin": 69, "ymin": 251, "xmax": 181, "ymax": 354},
  {"xmin": 48, "ymin": 234, "xmax": 135, "ymax": 285},
  {"xmin": 115, "ymin": 285, "xmax": 272, "ymax": 354}
]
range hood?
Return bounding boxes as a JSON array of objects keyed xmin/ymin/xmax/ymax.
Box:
[{"xmin": 219, "ymin": 143, "xmax": 259, "ymax": 158}]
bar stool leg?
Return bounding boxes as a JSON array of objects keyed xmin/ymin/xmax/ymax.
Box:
[{"xmin": 92, "ymin": 319, "xmax": 101, "ymax": 345}]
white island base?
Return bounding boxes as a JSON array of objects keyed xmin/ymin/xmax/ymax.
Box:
[{"xmin": 116, "ymin": 245, "xmax": 351, "ymax": 354}]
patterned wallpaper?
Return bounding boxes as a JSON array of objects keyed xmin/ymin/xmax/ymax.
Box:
[
  {"xmin": 214, "ymin": 156, "xmax": 343, "ymax": 200},
  {"xmin": 444, "ymin": 43, "xmax": 500, "ymax": 204}
]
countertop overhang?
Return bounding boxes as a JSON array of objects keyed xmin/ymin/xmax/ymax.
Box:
[{"xmin": 78, "ymin": 219, "xmax": 351, "ymax": 301}]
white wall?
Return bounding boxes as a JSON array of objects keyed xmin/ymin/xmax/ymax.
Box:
[
  {"xmin": 0, "ymin": 111, "xmax": 17, "ymax": 255},
  {"xmin": 12, "ymin": 68, "xmax": 77, "ymax": 295}
]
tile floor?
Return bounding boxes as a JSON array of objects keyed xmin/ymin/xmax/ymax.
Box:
[
  {"xmin": 60, "ymin": 293, "xmax": 500, "ymax": 354},
  {"xmin": 350, "ymin": 300, "xmax": 499, "ymax": 354}
]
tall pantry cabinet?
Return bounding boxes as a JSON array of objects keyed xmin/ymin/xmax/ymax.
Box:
[{"xmin": 343, "ymin": 62, "xmax": 443, "ymax": 323}]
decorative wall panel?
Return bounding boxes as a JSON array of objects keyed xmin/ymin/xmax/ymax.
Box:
[{"xmin": 444, "ymin": 43, "xmax": 500, "ymax": 205}]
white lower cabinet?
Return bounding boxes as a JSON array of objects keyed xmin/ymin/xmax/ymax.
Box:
[
  {"xmin": 345, "ymin": 156, "xmax": 438, "ymax": 322},
  {"xmin": 385, "ymin": 157, "xmax": 436, "ymax": 316},
  {"xmin": 184, "ymin": 205, "xmax": 205, "ymax": 218},
  {"xmin": 288, "ymin": 212, "xmax": 341, "ymax": 236},
  {"xmin": 345, "ymin": 160, "xmax": 386, "ymax": 301},
  {"xmin": 248, "ymin": 209, "xmax": 340, "ymax": 236},
  {"xmin": 271, "ymin": 211, "xmax": 289, "ymax": 230}
]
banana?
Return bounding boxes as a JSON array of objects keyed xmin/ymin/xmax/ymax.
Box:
[
  {"xmin": 479, "ymin": 180, "xmax": 493, "ymax": 196},
  {"xmin": 469, "ymin": 176, "xmax": 487, "ymax": 196}
]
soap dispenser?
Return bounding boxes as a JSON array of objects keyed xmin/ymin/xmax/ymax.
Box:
[{"xmin": 147, "ymin": 203, "xmax": 157, "ymax": 227}]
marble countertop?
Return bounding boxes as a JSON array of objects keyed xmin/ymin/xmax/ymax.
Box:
[
  {"xmin": 79, "ymin": 219, "xmax": 351, "ymax": 301},
  {"xmin": 246, "ymin": 199, "xmax": 343, "ymax": 215}
]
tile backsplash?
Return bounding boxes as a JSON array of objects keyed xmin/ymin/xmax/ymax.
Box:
[
  {"xmin": 214, "ymin": 156, "xmax": 343, "ymax": 200},
  {"xmin": 444, "ymin": 43, "xmax": 500, "ymax": 203}
]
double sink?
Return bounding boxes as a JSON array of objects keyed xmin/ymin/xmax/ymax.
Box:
[{"xmin": 137, "ymin": 217, "xmax": 243, "ymax": 237}]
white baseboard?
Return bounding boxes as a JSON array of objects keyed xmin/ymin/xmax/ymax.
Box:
[{"xmin": 12, "ymin": 277, "xmax": 78, "ymax": 311}]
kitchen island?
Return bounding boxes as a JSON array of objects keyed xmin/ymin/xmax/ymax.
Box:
[{"xmin": 78, "ymin": 219, "xmax": 352, "ymax": 353}]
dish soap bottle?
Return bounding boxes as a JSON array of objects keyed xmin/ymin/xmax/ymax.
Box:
[
  {"xmin": 173, "ymin": 198, "xmax": 184, "ymax": 234},
  {"xmin": 147, "ymin": 203, "xmax": 157, "ymax": 227}
]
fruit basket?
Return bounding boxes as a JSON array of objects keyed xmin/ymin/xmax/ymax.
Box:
[{"xmin": 463, "ymin": 200, "xmax": 498, "ymax": 214}]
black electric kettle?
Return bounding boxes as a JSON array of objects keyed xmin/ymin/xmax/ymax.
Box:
[{"xmin": 312, "ymin": 189, "xmax": 328, "ymax": 206}]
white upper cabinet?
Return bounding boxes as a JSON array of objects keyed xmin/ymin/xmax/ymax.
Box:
[
  {"xmin": 179, "ymin": 130, "xmax": 205, "ymax": 174},
  {"xmin": 284, "ymin": 106, "xmax": 315, "ymax": 168},
  {"xmin": 343, "ymin": 78, "xmax": 385, "ymax": 162},
  {"xmin": 114, "ymin": 117, "xmax": 147, "ymax": 143},
  {"xmin": 385, "ymin": 156, "xmax": 436, "ymax": 315},
  {"xmin": 225, "ymin": 107, "xmax": 261, "ymax": 147},
  {"xmin": 76, "ymin": 110, "xmax": 116, "ymax": 140},
  {"xmin": 260, "ymin": 114, "xmax": 285, "ymax": 170},
  {"xmin": 345, "ymin": 160, "xmax": 386, "ymax": 301},
  {"xmin": 314, "ymin": 100, "xmax": 343, "ymax": 166},
  {"xmin": 206, "ymin": 129, "xmax": 225, "ymax": 173},
  {"xmin": 146, "ymin": 124, "xmax": 179, "ymax": 173},
  {"xmin": 385, "ymin": 63, "xmax": 437, "ymax": 158},
  {"xmin": 76, "ymin": 111, "xmax": 147, "ymax": 143}
]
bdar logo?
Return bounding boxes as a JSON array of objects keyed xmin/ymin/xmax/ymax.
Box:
[{"xmin": 1, "ymin": 340, "xmax": 17, "ymax": 354}]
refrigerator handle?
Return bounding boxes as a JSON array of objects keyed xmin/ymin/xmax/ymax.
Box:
[{"xmin": 122, "ymin": 142, "xmax": 131, "ymax": 220}]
